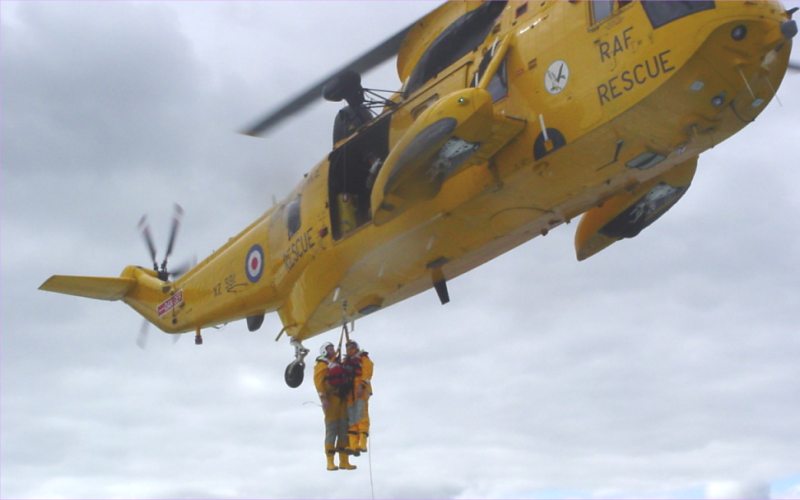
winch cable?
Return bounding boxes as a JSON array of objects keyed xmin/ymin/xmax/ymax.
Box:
[
  {"xmin": 368, "ymin": 431, "xmax": 375, "ymax": 499},
  {"xmin": 339, "ymin": 320, "xmax": 373, "ymax": 499},
  {"xmin": 337, "ymin": 323, "xmax": 348, "ymax": 359}
]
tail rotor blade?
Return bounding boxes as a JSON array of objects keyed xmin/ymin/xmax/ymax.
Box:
[
  {"xmin": 162, "ymin": 204, "xmax": 184, "ymax": 270},
  {"xmin": 138, "ymin": 204, "xmax": 189, "ymax": 281},
  {"xmin": 168, "ymin": 260, "xmax": 192, "ymax": 279},
  {"xmin": 138, "ymin": 215, "xmax": 158, "ymax": 269},
  {"xmin": 137, "ymin": 319, "xmax": 150, "ymax": 350}
]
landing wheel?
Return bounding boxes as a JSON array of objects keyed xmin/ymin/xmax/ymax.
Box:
[{"xmin": 285, "ymin": 360, "xmax": 305, "ymax": 388}]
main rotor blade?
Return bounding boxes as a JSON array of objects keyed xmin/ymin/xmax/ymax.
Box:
[
  {"xmin": 789, "ymin": 61, "xmax": 800, "ymax": 72},
  {"xmin": 241, "ymin": 22, "xmax": 415, "ymax": 137}
]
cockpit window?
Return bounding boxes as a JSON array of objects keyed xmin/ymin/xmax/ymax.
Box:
[
  {"xmin": 642, "ymin": 1, "xmax": 714, "ymax": 29},
  {"xmin": 406, "ymin": 1, "xmax": 507, "ymax": 96},
  {"xmin": 286, "ymin": 196, "xmax": 301, "ymax": 239}
]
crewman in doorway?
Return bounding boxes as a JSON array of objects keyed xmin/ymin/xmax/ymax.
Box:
[
  {"xmin": 344, "ymin": 340, "xmax": 373, "ymax": 455},
  {"xmin": 314, "ymin": 342, "xmax": 356, "ymax": 471}
]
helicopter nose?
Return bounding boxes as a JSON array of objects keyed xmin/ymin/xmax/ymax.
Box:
[{"xmin": 781, "ymin": 19, "xmax": 797, "ymax": 40}]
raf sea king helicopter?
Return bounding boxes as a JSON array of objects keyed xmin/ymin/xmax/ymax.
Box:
[{"xmin": 41, "ymin": 1, "xmax": 798, "ymax": 387}]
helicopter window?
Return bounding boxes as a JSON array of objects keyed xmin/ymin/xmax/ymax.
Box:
[
  {"xmin": 286, "ymin": 196, "xmax": 301, "ymax": 239},
  {"xmin": 591, "ymin": 0, "xmax": 635, "ymax": 25},
  {"xmin": 473, "ymin": 48, "xmax": 494, "ymax": 87},
  {"xmin": 626, "ymin": 151, "xmax": 666, "ymax": 170},
  {"xmin": 486, "ymin": 58, "xmax": 508, "ymax": 102},
  {"xmin": 406, "ymin": 1, "xmax": 507, "ymax": 96},
  {"xmin": 642, "ymin": 1, "xmax": 714, "ymax": 29},
  {"xmin": 472, "ymin": 46, "xmax": 508, "ymax": 102},
  {"xmin": 591, "ymin": 0, "xmax": 614, "ymax": 24}
]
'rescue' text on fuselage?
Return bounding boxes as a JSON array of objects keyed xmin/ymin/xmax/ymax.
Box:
[
  {"xmin": 284, "ymin": 227, "xmax": 315, "ymax": 271},
  {"xmin": 595, "ymin": 26, "xmax": 676, "ymax": 105}
]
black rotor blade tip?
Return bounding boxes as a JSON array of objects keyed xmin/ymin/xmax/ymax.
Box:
[
  {"xmin": 138, "ymin": 215, "xmax": 158, "ymax": 264},
  {"xmin": 164, "ymin": 204, "xmax": 184, "ymax": 261}
]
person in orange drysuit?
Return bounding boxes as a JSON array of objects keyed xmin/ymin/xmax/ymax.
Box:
[
  {"xmin": 344, "ymin": 339, "xmax": 373, "ymax": 455},
  {"xmin": 313, "ymin": 342, "xmax": 356, "ymax": 471}
]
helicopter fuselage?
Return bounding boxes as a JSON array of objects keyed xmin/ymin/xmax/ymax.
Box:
[{"xmin": 44, "ymin": 1, "xmax": 795, "ymax": 344}]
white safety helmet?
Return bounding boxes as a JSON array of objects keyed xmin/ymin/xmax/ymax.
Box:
[{"xmin": 320, "ymin": 342, "xmax": 334, "ymax": 357}]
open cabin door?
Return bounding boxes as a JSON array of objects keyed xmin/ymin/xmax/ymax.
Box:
[{"xmin": 327, "ymin": 113, "xmax": 391, "ymax": 240}]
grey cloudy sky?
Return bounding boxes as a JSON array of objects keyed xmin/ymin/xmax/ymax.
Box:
[{"xmin": 2, "ymin": 1, "xmax": 799, "ymax": 499}]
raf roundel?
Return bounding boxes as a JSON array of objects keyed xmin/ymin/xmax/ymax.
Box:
[{"xmin": 245, "ymin": 244, "xmax": 264, "ymax": 283}]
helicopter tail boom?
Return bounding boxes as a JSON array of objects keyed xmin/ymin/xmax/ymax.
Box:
[
  {"xmin": 39, "ymin": 275, "xmax": 137, "ymax": 301},
  {"xmin": 40, "ymin": 265, "xmax": 187, "ymax": 332}
]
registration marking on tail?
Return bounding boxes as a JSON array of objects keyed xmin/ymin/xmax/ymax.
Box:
[{"xmin": 158, "ymin": 290, "xmax": 184, "ymax": 317}]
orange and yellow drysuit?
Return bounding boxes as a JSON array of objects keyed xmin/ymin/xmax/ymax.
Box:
[
  {"xmin": 345, "ymin": 349, "xmax": 373, "ymax": 453},
  {"xmin": 314, "ymin": 353, "xmax": 356, "ymax": 471}
]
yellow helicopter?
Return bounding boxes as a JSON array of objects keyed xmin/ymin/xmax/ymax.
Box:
[{"xmin": 40, "ymin": 1, "xmax": 798, "ymax": 388}]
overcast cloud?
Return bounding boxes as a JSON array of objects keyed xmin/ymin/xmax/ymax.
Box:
[{"xmin": 2, "ymin": 2, "xmax": 799, "ymax": 499}]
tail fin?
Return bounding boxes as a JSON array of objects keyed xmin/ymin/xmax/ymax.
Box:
[
  {"xmin": 40, "ymin": 266, "xmax": 188, "ymax": 333},
  {"xmin": 39, "ymin": 275, "xmax": 136, "ymax": 301}
]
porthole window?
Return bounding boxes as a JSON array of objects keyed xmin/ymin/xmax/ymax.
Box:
[{"xmin": 286, "ymin": 196, "xmax": 301, "ymax": 239}]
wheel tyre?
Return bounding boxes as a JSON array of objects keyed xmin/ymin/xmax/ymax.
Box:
[{"xmin": 285, "ymin": 361, "xmax": 305, "ymax": 388}]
